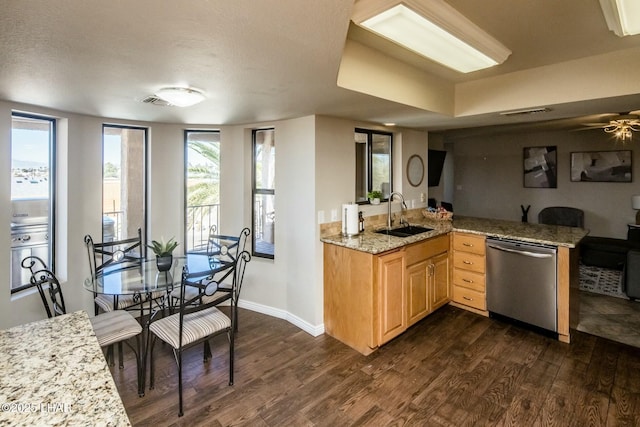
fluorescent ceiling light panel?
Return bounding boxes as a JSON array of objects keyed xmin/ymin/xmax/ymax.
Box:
[
  {"xmin": 155, "ymin": 87, "xmax": 205, "ymax": 107},
  {"xmin": 353, "ymin": 0, "xmax": 511, "ymax": 73},
  {"xmin": 600, "ymin": 0, "xmax": 640, "ymax": 36}
]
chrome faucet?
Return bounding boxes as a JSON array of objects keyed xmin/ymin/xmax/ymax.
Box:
[{"xmin": 387, "ymin": 191, "xmax": 408, "ymax": 229}]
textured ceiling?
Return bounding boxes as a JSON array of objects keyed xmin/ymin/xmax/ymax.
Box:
[{"xmin": 1, "ymin": 0, "xmax": 640, "ymax": 131}]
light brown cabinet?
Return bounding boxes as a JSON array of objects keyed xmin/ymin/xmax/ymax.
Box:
[
  {"xmin": 431, "ymin": 251, "xmax": 450, "ymax": 310},
  {"xmin": 406, "ymin": 236, "xmax": 450, "ymax": 326},
  {"xmin": 451, "ymin": 232, "xmax": 487, "ymax": 314},
  {"xmin": 324, "ymin": 234, "xmax": 450, "ymax": 355},
  {"xmin": 377, "ymin": 250, "xmax": 406, "ymax": 344}
]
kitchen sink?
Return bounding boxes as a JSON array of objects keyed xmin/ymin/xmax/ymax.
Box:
[{"xmin": 375, "ymin": 225, "xmax": 433, "ymax": 238}]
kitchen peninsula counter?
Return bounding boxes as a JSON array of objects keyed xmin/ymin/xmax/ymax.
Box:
[
  {"xmin": 320, "ymin": 215, "xmax": 588, "ymax": 253},
  {"xmin": 0, "ymin": 311, "xmax": 131, "ymax": 426},
  {"xmin": 322, "ymin": 215, "xmax": 588, "ymax": 350}
]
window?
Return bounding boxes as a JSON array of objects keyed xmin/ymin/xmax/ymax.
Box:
[
  {"xmin": 184, "ymin": 130, "xmax": 220, "ymax": 251},
  {"xmin": 355, "ymin": 128, "xmax": 393, "ymax": 203},
  {"xmin": 252, "ymin": 129, "xmax": 275, "ymax": 258},
  {"xmin": 10, "ymin": 113, "xmax": 56, "ymax": 293},
  {"xmin": 102, "ymin": 125, "xmax": 147, "ymax": 243}
]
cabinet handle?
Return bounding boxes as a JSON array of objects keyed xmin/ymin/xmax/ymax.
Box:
[
  {"xmin": 463, "ymin": 260, "xmax": 473, "ymax": 265},
  {"xmin": 463, "ymin": 243, "xmax": 473, "ymax": 247},
  {"xmin": 463, "ymin": 278, "xmax": 473, "ymax": 283},
  {"xmin": 463, "ymin": 296, "xmax": 473, "ymax": 301}
]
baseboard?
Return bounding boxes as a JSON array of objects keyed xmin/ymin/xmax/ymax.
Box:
[{"xmin": 238, "ymin": 299, "xmax": 325, "ymax": 337}]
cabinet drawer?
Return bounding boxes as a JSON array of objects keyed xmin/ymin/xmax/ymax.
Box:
[
  {"xmin": 452, "ymin": 268, "xmax": 485, "ymax": 292},
  {"xmin": 405, "ymin": 235, "xmax": 449, "ymax": 266},
  {"xmin": 453, "ymin": 252, "xmax": 485, "ymax": 274},
  {"xmin": 453, "ymin": 233, "xmax": 486, "ymax": 255},
  {"xmin": 452, "ymin": 285, "xmax": 486, "ymax": 310}
]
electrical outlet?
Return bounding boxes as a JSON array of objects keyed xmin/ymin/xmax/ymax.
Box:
[
  {"xmin": 330, "ymin": 209, "xmax": 338, "ymax": 221},
  {"xmin": 420, "ymin": 193, "xmax": 426, "ymax": 202},
  {"xmin": 317, "ymin": 210, "xmax": 325, "ymax": 224}
]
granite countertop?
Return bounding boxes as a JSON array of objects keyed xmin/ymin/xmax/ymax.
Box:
[
  {"xmin": 321, "ymin": 215, "xmax": 589, "ymax": 254},
  {"xmin": 0, "ymin": 311, "xmax": 131, "ymax": 427}
]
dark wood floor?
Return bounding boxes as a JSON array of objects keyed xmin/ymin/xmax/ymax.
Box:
[{"xmin": 112, "ymin": 306, "xmax": 640, "ymax": 426}]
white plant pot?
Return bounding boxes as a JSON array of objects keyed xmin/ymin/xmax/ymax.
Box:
[{"xmin": 370, "ymin": 198, "xmax": 380, "ymax": 205}]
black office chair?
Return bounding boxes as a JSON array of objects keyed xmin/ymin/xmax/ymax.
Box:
[
  {"xmin": 21, "ymin": 256, "xmax": 145, "ymax": 396},
  {"xmin": 149, "ymin": 250, "xmax": 250, "ymax": 416},
  {"xmin": 538, "ymin": 206, "xmax": 584, "ymax": 228}
]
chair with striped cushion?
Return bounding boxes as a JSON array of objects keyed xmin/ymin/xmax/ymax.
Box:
[
  {"xmin": 23, "ymin": 257, "xmax": 145, "ymax": 397},
  {"xmin": 149, "ymin": 250, "xmax": 250, "ymax": 417},
  {"xmin": 171, "ymin": 227, "xmax": 250, "ymax": 328}
]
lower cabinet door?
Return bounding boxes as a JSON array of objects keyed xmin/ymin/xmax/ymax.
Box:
[
  {"xmin": 407, "ymin": 260, "xmax": 429, "ymax": 325},
  {"xmin": 378, "ymin": 250, "xmax": 406, "ymax": 344},
  {"xmin": 431, "ymin": 252, "xmax": 450, "ymax": 310}
]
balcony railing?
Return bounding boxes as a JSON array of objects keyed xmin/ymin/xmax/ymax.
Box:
[
  {"xmin": 186, "ymin": 203, "xmax": 220, "ymax": 251},
  {"xmin": 104, "ymin": 203, "xmax": 219, "ymax": 252}
]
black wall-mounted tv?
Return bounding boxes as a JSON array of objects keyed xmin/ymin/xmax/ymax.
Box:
[{"xmin": 428, "ymin": 149, "xmax": 447, "ymax": 187}]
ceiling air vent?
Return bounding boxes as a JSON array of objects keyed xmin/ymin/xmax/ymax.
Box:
[
  {"xmin": 140, "ymin": 95, "xmax": 171, "ymax": 106},
  {"xmin": 499, "ymin": 107, "xmax": 551, "ymax": 117}
]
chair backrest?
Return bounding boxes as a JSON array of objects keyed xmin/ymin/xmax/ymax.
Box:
[
  {"xmin": 174, "ymin": 250, "xmax": 250, "ymax": 341},
  {"xmin": 233, "ymin": 250, "xmax": 251, "ymax": 304},
  {"xmin": 538, "ymin": 207, "xmax": 584, "ymax": 228},
  {"xmin": 28, "ymin": 267, "xmax": 66, "ymax": 318},
  {"xmin": 84, "ymin": 228, "xmax": 143, "ymax": 277},
  {"xmin": 202, "ymin": 226, "xmax": 250, "ymax": 265},
  {"xmin": 21, "ymin": 255, "xmax": 48, "ymax": 276}
]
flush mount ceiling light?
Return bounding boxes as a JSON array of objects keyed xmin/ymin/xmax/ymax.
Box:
[
  {"xmin": 351, "ymin": 0, "xmax": 511, "ymax": 73},
  {"xmin": 599, "ymin": 0, "xmax": 640, "ymax": 36},
  {"xmin": 154, "ymin": 87, "xmax": 206, "ymax": 107}
]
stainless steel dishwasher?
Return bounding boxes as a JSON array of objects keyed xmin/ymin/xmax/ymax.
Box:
[{"xmin": 486, "ymin": 237, "xmax": 557, "ymax": 332}]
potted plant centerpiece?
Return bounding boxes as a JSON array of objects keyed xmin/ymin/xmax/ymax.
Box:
[
  {"xmin": 367, "ymin": 190, "xmax": 382, "ymax": 205},
  {"xmin": 148, "ymin": 237, "xmax": 179, "ymax": 271}
]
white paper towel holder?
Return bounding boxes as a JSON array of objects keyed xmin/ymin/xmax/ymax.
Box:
[{"xmin": 341, "ymin": 203, "xmax": 360, "ymax": 237}]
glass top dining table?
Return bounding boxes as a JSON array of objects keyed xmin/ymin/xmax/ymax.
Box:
[{"xmin": 83, "ymin": 253, "xmax": 233, "ymax": 297}]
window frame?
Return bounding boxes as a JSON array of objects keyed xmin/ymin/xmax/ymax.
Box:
[
  {"xmin": 10, "ymin": 112, "xmax": 56, "ymax": 294},
  {"xmin": 252, "ymin": 128, "xmax": 275, "ymax": 259},
  {"xmin": 183, "ymin": 129, "xmax": 221, "ymax": 252},
  {"xmin": 101, "ymin": 124, "xmax": 149, "ymax": 249},
  {"xmin": 355, "ymin": 128, "xmax": 393, "ymax": 204}
]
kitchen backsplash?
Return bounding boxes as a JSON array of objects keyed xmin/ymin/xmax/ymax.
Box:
[{"xmin": 319, "ymin": 207, "xmax": 426, "ymax": 238}]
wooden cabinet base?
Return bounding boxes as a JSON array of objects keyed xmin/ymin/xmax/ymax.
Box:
[
  {"xmin": 448, "ymin": 301, "xmax": 489, "ymax": 317},
  {"xmin": 324, "ymin": 235, "xmax": 449, "ymax": 356}
]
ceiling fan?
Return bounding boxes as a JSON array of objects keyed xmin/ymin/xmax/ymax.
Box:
[{"xmin": 578, "ymin": 111, "xmax": 640, "ymax": 142}]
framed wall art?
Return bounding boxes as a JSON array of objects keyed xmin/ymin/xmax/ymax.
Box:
[
  {"xmin": 523, "ymin": 146, "xmax": 557, "ymax": 188},
  {"xmin": 570, "ymin": 150, "xmax": 632, "ymax": 182}
]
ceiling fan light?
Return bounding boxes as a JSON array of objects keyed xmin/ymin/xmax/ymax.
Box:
[
  {"xmin": 155, "ymin": 87, "xmax": 205, "ymax": 107},
  {"xmin": 602, "ymin": 117, "xmax": 640, "ymax": 142}
]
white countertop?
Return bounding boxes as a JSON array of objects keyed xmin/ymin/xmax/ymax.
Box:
[{"xmin": 0, "ymin": 311, "xmax": 131, "ymax": 426}]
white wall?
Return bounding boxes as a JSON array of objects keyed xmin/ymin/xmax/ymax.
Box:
[{"xmin": 446, "ymin": 128, "xmax": 638, "ymax": 238}]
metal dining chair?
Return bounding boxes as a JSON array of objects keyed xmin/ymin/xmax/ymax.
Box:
[
  {"xmin": 84, "ymin": 228, "xmax": 165, "ymax": 317},
  {"xmin": 149, "ymin": 250, "xmax": 250, "ymax": 416},
  {"xmin": 171, "ymin": 227, "xmax": 251, "ymax": 330},
  {"xmin": 22, "ymin": 256, "xmax": 145, "ymax": 397}
]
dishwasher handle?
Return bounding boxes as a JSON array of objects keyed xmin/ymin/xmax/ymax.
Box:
[{"xmin": 487, "ymin": 244, "xmax": 555, "ymax": 259}]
